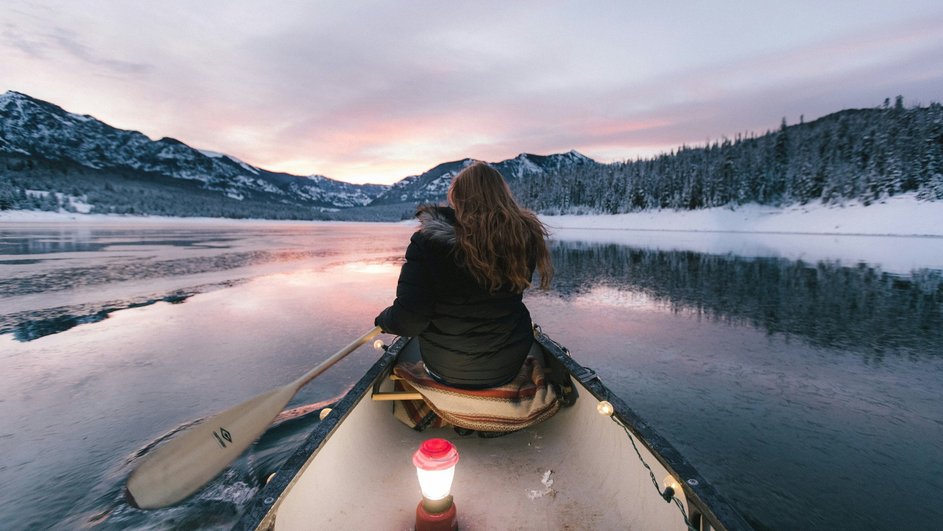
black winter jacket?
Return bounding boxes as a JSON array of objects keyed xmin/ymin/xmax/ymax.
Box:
[{"xmin": 375, "ymin": 205, "xmax": 535, "ymax": 388}]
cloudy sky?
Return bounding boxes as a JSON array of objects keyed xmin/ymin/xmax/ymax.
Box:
[{"xmin": 3, "ymin": 1, "xmax": 942, "ymax": 184}]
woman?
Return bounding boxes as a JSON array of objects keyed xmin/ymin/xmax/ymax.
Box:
[{"xmin": 375, "ymin": 162, "xmax": 553, "ymax": 389}]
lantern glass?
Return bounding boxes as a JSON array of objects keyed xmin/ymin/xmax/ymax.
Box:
[
  {"xmin": 416, "ymin": 466, "xmax": 455, "ymax": 500},
  {"xmin": 412, "ymin": 438, "xmax": 459, "ymax": 502}
]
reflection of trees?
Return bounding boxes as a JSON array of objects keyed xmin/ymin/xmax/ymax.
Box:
[{"xmin": 550, "ymin": 241, "xmax": 943, "ymax": 356}]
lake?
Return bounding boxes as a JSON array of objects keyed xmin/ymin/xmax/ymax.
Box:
[{"xmin": 1, "ymin": 220, "xmax": 941, "ymax": 530}]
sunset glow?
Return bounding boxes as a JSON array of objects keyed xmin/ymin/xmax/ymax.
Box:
[{"xmin": 4, "ymin": 1, "xmax": 942, "ymax": 184}]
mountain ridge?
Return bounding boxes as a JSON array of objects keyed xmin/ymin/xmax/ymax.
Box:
[
  {"xmin": 0, "ymin": 91, "xmax": 389, "ymax": 210},
  {"xmin": 3, "ymin": 91, "xmax": 940, "ymax": 220},
  {"xmin": 0, "ymin": 90, "xmax": 593, "ymax": 218}
]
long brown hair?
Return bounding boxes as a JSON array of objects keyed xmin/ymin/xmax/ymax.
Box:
[{"xmin": 448, "ymin": 162, "xmax": 553, "ymax": 293}]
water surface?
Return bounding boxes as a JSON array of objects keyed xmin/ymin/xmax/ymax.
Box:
[{"xmin": 1, "ymin": 221, "xmax": 940, "ymax": 530}]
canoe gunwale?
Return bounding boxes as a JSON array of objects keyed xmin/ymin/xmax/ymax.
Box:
[
  {"xmin": 532, "ymin": 328, "xmax": 753, "ymax": 531},
  {"xmin": 233, "ymin": 339, "xmax": 404, "ymax": 531}
]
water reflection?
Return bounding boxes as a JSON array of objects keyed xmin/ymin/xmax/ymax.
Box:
[
  {"xmin": 0, "ymin": 224, "xmax": 413, "ymax": 344},
  {"xmin": 1, "ymin": 257, "xmax": 403, "ymax": 531},
  {"xmin": 0, "ymin": 283, "xmax": 238, "ymax": 341},
  {"xmin": 3, "ymin": 223, "xmax": 941, "ymax": 530},
  {"xmin": 0, "ymin": 228, "xmax": 240, "ymax": 255},
  {"xmin": 550, "ymin": 241, "xmax": 943, "ymax": 357},
  {"xmin": 0, "ymin": 248, "xmax": 339, "ymax": 297}
]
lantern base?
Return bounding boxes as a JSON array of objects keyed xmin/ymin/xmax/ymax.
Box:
[{"xmin": 416, "ymin": 496, "xmax": 457, "ymax": 531}]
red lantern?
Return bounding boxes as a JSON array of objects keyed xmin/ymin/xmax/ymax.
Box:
[{"xmin": 413, "ymin": 438, "xmax": 459, "ymax": 531}]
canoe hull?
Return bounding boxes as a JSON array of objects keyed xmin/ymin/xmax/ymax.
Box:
[{"xmin": 236, "ymin": 330, "xmax": 750, "ymax": 530}]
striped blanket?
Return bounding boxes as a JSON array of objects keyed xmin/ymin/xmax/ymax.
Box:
[{"xmin": 391, "ymin": 341, "xmax": 560, "ymax": 433}]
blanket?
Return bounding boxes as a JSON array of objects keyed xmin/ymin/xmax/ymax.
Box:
[{"xmin": 391, "ymin": 341, "xmax": 560, "ymax": 433}]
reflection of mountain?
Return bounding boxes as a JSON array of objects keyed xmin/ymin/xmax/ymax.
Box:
[{"xmin": 550, "ymin": 241, "xmax": 943, "ymax": 356}]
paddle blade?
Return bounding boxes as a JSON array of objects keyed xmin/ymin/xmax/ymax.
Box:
[{"xmin": 126, "ymin": 384, "xmax": 297, "ymax": 509}]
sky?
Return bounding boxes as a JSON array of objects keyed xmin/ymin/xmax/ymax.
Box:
[{"xmin": 2, "ymin": 1, "xmax": 943, "ymax": 185}]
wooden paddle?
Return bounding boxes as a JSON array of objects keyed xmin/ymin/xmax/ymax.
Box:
[{"xmin": 125, "ymin": 326, "xmax": 382, "ymax": 509}]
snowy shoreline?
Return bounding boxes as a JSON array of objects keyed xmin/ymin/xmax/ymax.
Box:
[
  {"xmin": 2, "ymin": 194, "xmax": 940, "ymax": 236},
  {"xmin": 542, "ymin": 194, "xmax": 943, "ymax": 238},
  {"xmin": 0, "ymin": 210, "xmax": 383, "ymax": 226}
]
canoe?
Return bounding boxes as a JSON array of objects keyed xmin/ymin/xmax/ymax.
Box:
[{"xmin": 235, "ymin": 327, "xmax": 751, "ymax": 530}]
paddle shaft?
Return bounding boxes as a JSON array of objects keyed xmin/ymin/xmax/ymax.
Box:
[
  {"xmin": 126, "ymin": 326, "xmax": 382, "ymax": 509},
  {"xmin": 292, "ymin": 326, "xmax": 382, "ymax": 390}
]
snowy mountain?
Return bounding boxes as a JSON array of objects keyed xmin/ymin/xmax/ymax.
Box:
[
  {"xmin": 0, "ymin": 91, "xmax": 388, "ymax": 215},
  {"xmin": 9, "ymin": 90, "xmax": 930, "ymax": 221},
  {"xmin": 0, "ymin": 91, "xmax": 598, "ymax": 218},
  {"xmin": 369, "ymin": 150, "xmax": 594, "ymax": 205}
]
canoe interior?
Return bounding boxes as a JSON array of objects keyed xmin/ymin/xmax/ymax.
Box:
[{"xmin": 237, "ymin": 331, "xmax": 749, "ymax": 530}]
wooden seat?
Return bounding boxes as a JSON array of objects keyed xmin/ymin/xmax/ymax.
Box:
[{"xmin": 371, "ymin": 374, "xmax": 423, "ymax": 401}]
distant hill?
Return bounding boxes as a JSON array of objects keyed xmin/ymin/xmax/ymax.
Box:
[
  {"xmin": 368, "ymin": 151, "xmax": 593, "ymax": 206},
  {"xmin": 512, "ymin": 98, "xmax": 943, "ymax": 215},
  {"xmin": 2, "ymin": 91, "xmax": 940, "ymax": 220},
  {"xmin": 0, "ymin": 91, "xmax": 595, "ymax": 219},
  {"xmin": 0, "ymin": 91, "xmax": 387, "ymax": 219}
]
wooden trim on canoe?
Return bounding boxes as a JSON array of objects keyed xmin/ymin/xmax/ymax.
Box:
[{"xmin": 371, "ymin": 391, "xmax": 423, "ymax": 401}]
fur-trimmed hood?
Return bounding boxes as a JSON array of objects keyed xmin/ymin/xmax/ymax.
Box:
[{"xmin": 416, "ymin": 204, "xmax": 457, "ymax": 246}]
